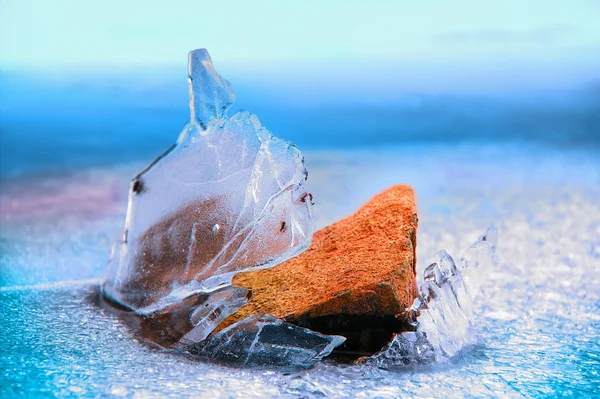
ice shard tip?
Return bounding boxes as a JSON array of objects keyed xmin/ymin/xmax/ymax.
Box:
[{"xmin": 187, "ymin": 48, "xmax": 235, "ymax": 130}]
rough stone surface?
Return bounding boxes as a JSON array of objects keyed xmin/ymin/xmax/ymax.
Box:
[{"xmin": 218, "ymin": 185, "xmax": 419, "ymax": 355}]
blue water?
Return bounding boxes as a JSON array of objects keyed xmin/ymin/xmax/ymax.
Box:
[{"xmin": 1, "ymin": 73, "xmax": 600, "ymax": 397}]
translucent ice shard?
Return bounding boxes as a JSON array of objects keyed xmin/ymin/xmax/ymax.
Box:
[
  {"xmin": 102, "ymin": 49, "xmax": 314, "ymax": 351},
  {"xmin": 190, "ymin": 313, "xmax": 346, "ymax": 369},
  {"xmin": 371, "ymin": 227, "xmax": 498, "ymax": 368}
]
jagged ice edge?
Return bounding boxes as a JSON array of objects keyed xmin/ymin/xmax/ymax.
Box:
[{"xmin": 371, "ymin": 226, "xmax": 498, "ymax": 368}]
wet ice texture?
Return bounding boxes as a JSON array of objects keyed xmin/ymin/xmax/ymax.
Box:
[
  {"xmin": 101, "ymin": 49, "xmax": 323, "ymax": 365},
  {"xmin": 372, "ymin": 227, "xmax": 498, "ymax": 368}
]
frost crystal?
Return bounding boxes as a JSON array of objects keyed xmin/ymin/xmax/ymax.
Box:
[
  {"xmin": 371, "ymin": 227, "xmax": 498, "ymax": 368},
  {"xmin": 102, "ymin": 49, "xmax": 328, "ymax": 366}
]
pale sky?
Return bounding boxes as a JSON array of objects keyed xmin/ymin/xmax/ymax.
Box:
[{"xmin": 1, "ymin": 0, "xmax": 599, "ymax": 92}]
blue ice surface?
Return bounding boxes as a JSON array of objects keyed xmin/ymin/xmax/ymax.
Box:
[
  {"xmin": 1, "ymin": 70, "xmax": 599, "ymax": 181},
  {"xmin": 1, "ymin": 73, "xmax": 600, "ymax": 397}
]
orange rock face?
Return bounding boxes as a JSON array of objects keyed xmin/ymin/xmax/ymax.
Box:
[{"xmin": 220, "ymin": 185, "xmax": 419, "ymax": 356}]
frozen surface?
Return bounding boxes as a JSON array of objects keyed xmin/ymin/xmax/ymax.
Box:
[
  {"xmin": 103, "ymin": 49, "xmax": 314, "ymax": 312},
  {"xmin": 1, "ymin": 143, "xmax": 599, "ymax": 397}
]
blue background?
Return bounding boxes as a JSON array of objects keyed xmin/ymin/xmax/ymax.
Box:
[{"xmin": 1, "ymin": 0, "xmax": 600, "ymax": 179}]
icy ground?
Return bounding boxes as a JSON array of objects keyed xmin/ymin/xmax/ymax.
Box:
[{"xmin": 1, "ymin": 143, "xmax": 599, "ymax": 398}]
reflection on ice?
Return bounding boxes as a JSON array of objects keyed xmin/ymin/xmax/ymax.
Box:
[{"xmin": 372, "ymin": 227, "xmax": 498, "ymax": 368}]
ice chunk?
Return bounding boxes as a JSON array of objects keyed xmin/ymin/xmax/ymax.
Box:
[
  {"xmin": 371, "ymin": 227, "xmax": 498, "ymax": 368},
  {"xmin": 102, "ymin": 49, "xmax": 314, "ymax": 314},
  {"xmin": 190, "ymin": 313, "xmax": 346, "ymax": 369},
  {"xmin": 101, "ymin": 49, "xmax": 316, "ymax": 364}
]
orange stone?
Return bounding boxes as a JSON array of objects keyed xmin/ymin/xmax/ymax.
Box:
[{"xmin": 219, "ymin": 184, "xmax": 419, "ymax": 356}]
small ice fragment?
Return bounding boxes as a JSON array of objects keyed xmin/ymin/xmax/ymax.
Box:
[
  {"xmin": 121, "ymin": 284, "xmax": 250, "ymax": 349},
  {"xmin": 101, "ymin": 49, "xmax": 317, "ymax": 366},
  {"xmin": 371, "ymin": 226, "xmax": 498, "ymax": 368},
  {"xmin": 190, "ymin": 313, "xmax": 346, "ymax": 369},
  {"xmin": 179, "ymin": 285, "xmax": 250, "ymax": 345},
  {"xmin": 371, "ymin": 332, "xmax": 435, "ymax": 367}
]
